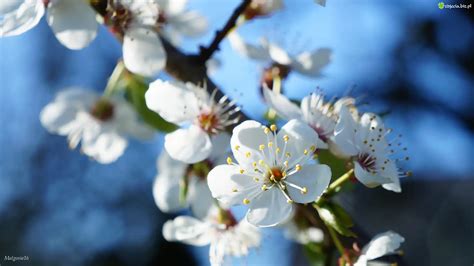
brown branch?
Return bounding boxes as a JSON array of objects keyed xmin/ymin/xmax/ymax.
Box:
[{"xmin": 198, "ymin": 0, "xmax": 252, "ymax": 62}]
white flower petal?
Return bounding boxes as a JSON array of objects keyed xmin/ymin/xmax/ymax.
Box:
[
  {"xmin": 153, "ymin": 172, "xmax": 183, "ymax": 213},
  {"xmin": 188, "ymin": 178, "xmax": 214, "ymax": 219},
  {"xmin": 361, "ymin": 231, "xmax": 404, "ymax": 260},
  {"xmin": 46, "ymin": 0, "xmax": 98, "ymax": 49},
  {"xmin": 291, "ymin": 48, "xmax": 331, "ymax": 77},
  {"xmin": 81, "ymin": 130, "xmax": 127, "ymax": 164},
  {"xmin": 123, "ymin": 27, "xmax": 166, "ymax": 77},
  {"xmin": 333, "ymin": 106, "xmax": 360, "ymax": 156},
  {"xmin": 265, "ymin": 41, "xmax": 292, "ymax": 65},
  {"xmin": 0, "ymin": 0, "xmax": 44, "ymax": 37},
  {"xmin": 285, "ymin": 164, "xmax": 331, "ymax": 203},
  {"xmin": 163, "ymin": 216, "xmax": 212, "ymax": 246},
  {"xmin": 207, "ymin": 165, "xmax": 261, "ymax": 206},
  {"xmin": 263, "ymin": 87, "xmax": 302, "ymax": 120},
  {"xmin": 160, "ymin": 0, "xmax": 188, "ymax": 16},
  {"xmin": 230, "ymin": 120, "xmax": 267, "ymax": 170},
  {"xmin": 168, "ymin": 11, "xmax": 207, "ymax": 37},
  {"xmin": 246, "ymin": 187, "xmax": 293, "ymax": 227},
  {"xmin": 40, "ymin": 101, "xmax": 81, "ymax": 135},
  {"xmin": 354, "ymin": 162, "xmax": 392, "ymax": 188},
  {"xmin": 112, "ymin": 97, "xmax": 155, "ymax": 140},
  {"xmin": 277, "ymin": 119, "xmax": 319, "ymax": 167},
  {"xmin": 164, "ymin": 125, "xmax": 212, "ymax": 163},
  {"xmin": 228, "ymin": 32, "xmax": 271, "ymax": 62},
  {"xmin": 145, "ymin": 79, "xmax": 200, "ymax": 124}
]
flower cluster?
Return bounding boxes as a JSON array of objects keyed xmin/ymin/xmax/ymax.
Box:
[{"xmin": 2, "ymin": 0, "xmax": 410, "ymax": 265}]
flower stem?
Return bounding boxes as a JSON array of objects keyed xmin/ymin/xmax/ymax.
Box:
[
  {"xmin": 327, "ymin": 168, "xmax": 354, "ymax": 195},
  {"xmin": 103, "ymin": 61, "xmax": 125, "ymax": 97},
  {"xmin": 327, "ymin": 225, "xmax": 349, "ymax": 265}
]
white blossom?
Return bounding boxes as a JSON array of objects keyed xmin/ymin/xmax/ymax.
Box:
[
  {"xmin": 354, "ymin": 231, "xmax": 405, "ymax": 266},
  {"xmin": 163, "ymin": 208, "xmax": 261, "ymax": 266},
  {"xmin": 243, "ymin": 0, "xmax": 283, "ymax": 19},
  {"xmin": 153, "ymin": 133, "xmax": 230, "ymax": 218},
  {"xmin": 145, "ymin": 79, "xmax": 240, "ymax": 164},
  {"xmin": 263, "ymin": 87, "xmax": 357, "ymax": 150},
  {"xmin": 228, "ymin": 31, "xmax": 331, "ymax": 78},
  {"xmin": 40, "ymin": 88, "xmax": 153, "ymax": 164},
  {"xmin": 207, "ymin": 120, "xmax": 331, "ymax": 227},
  {"xmin": 1, "ymin": 0, "xmax": 98, "ymax": 50},
  {"xmin": 333, "ymin": 106, "xmax": 408, "ymax": 192}
]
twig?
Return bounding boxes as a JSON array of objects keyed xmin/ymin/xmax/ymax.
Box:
[{"xmin": 199, "ymin": 0, "xmax": 252, "ymax": 62}]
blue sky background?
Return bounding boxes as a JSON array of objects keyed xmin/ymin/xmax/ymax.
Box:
[{"xmin": 0, "ymin": 0, "xmax": 473, "ymax": 265}]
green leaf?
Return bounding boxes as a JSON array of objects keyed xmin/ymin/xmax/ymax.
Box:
[
  {"xmin": 315, "ymin": 202, "xmax": 356, "ymax": 237},
  {"xmin": 125, "ymin": 76, "xmax": 177, "ymax": 133}
]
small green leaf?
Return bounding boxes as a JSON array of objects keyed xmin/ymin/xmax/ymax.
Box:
[
  {"xmin": 125, "ymin": 76, "xmax": 177, "ymax": 133},
  {"xmin": 303, "ymin": 242, "xmax": 326, "ymax": 266},
  {"xmin": 315, "ymin": 202, "xmax": 356, "ymax": 237}
]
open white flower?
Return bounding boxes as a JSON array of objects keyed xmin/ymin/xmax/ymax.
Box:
[
  {"xmin": 354, "ymin": 231, "xmax": 404, "ymax": 266},
  {"xmin": 155, "ymin": 0, "xmax": 207, "ymax": 45},
  {"xmin": 40, "ymin": 88, "xmax": 154, "ymax": 164},
  {"xmin": 153, "ymin": 133, "xmax": 229, "ymax": 218},
  {"xmin": 163, "ymin": 208, "xmax": 261, "ymax": 266},
  {"xmin": 263, "ymin": 88, "xmax": 357, "ymax": 150},
  {"xmin": 207, "ymin": 120, "xmax": 331, "ymax": 227},
  {"xmin": 242, "ymin": 0, "xmax": 283, "ymax": 20},
  {"xmin": 1, "ymin": 0, "xmax": 98, "ymax": 50},
  {"xmin": 228, "ymin": 32, "xmax": 331, "ymax": 78},
  {"xmin": 145, "ymin": 79, "xmax": 240, "ymax": 164},
  {"xmin": 333, "ymin": 106, "xmax": 408, "ymax": 192}
]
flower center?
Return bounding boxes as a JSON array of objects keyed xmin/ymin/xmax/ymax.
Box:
[
  {"xmin": 157, "ymin": 10, "xmax": 167, "ymax": 25},
  {"xmin": 187, "ymin": 160, "xmax": 214, "ymax": 180},
  {"xmin": 197, "ymin": 112, "xmax": 220, "ymax": 135},
  {"xmin": 357, "ymin": 153, "xmax": 376, "ymax": 172},
  {"xmin": 217, "ymin": 209, "xmax": 238, "ymax": 229},
  {"xmin": 310, "ymin": 125, "xmax": 329, "ymax": 143},
  {"xmin": 261, "ymin": 63, "xmax": 291, "ymax": 90},
  {"xmin": 270, "ymin": 167, "xmax": 284, "ymax": 182},
  {"xmin": 90, "ymin": 99, "xmax": 114, "ymax": 122},
  {"xmin": 105, "ymin": 4, "xmax": 132, "ymax": 34}
]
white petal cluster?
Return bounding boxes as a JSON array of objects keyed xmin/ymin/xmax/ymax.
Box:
[
  {"xmin": 228, "ymin": 32, "xmax": 332, "ymax": 78},
  {"xmin": 40, "ymin": 88, "xmax": 154, "ymax": 164},
  {"xmin": 163, "ymin": 208, "xmax": 261, "ymax": 266},
  {"xmin": 145, "ymin": 79, "xmax": 240, "ymax": 164},
  {"xmin": 354, "ymin": 231, "xmax": 405, "ymax": 266},
  {"xmin": 333, "ymin": 106, "xmax": 407, "ymax": 192},
  {"xmin": 1, "ymin": 0, "xmax": 98, "ymax": 49},
  {"xmin": 207, "ymin": 119, "xmax": 331, "ymax": 227}
]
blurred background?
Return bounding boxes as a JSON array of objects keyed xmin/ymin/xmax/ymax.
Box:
[{"xmin": 0, "ymin": 0, "xmax": 473, "ymax": 265}]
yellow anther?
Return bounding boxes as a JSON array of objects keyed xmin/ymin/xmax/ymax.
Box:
[
  {"xmin": 283, "ymin": 135, "xmax": 289, "ymax": 142},
  {"xmin": 282, "ymin": 171, "xmax": 287, "ymax": 177},
  {"xmin": 234, "ymin": 145, "xmax": 240, "ymax": 151},
  {"xmin": 252, "ymin": 162, "xmax": 257, "ymax": 167},
  {"xmin": 285, "ymin": 152, "xmax": 291, "ymax": 158},
  {"xmin": 310, "ymin": 145, "xmax": 316, "ymax": 151},
  {"xmin": 295, "ymin": 164, "xmax": 302, "ymax": 171},
  {"xmin": 245, "ymin": 152, "xmax": 251, "ymax": 158},
  {"xmin": 239, "ymin": 169, "xmax": 245, "ymax": 174},
  {"xmin": 243, "ymin": 198, "xmax": 250, "ymax": 204},
  {"xmin": 268, "ymin": 142, "xmax": 273, "ymax": 148},
  {"xmin": 286, "ymin": 199, "xmax": 294, "ymax": 204},
  {"xmin": 258, "ymin": 159, "xmax": 265, "ymax": 165},
  {"xmin": 259, "ymin": 144, "xmax": 265, "ymax": 151},
  {"xmin": 270, "ymin": 124, "xmax": 277, "ymax": 131},
  {"xmin": 284, "ymin": 161, "xmax": 289, "ymax": 167},
  {"xmin": 227, "ymin": 157, "xmax": 233, "ymax": 165},
  {"xmin": 276, "ymin": 147, "xmax": 281, "ymax": 153},
  {"xmin": 264, "ymin": 127, "xmax": 270, "ymax": 134},
  {"xmin": 254, "ymin": 177, "xmax": 260, "ymax": 182},
  {"xmin": 261, "ymin": 185, "xmax": 268, "ymax": 191},
  {"xmin": 301, "ymin": 187, "xmax": 308, "ymax": 194},
  {"xmin": 303, "ymin": 149, "xmax": 308, "ymax": 155},
  {"xmin": 232, "ymin": 188, "xmax": 238, "ymax": 192}
]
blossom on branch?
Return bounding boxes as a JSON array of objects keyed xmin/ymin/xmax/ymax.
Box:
[
  {"xmin": 163, "ymin": 208, "xmax": 261, "ymax": 266},
  {"xmin": 243, "ymin": 0, "xmax": 283, "ymax": 20},
  {"xmin": 333, "ymin": 106, "xmax": 409, "ymax": 192},
  {"xmin": 207, "ymin": 120, "xmax": 331, "ymax": 227},
  {"xmin": 153, "ymin": 133, "xmax": 230, "ymax": 218},
  {"xmin": 145, "ymin": 79, "xmax": 240, "ymax": 163},
  {"xmin": 40, "ymin": 88, "xmax": 154, "ymax": 164},
  {"xmin": 1, "ymin": 0, "xmax": 98, "ymax": 49}
]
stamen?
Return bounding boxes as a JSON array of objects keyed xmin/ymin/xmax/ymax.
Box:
[
  {"xmin": 283, "ymin": 135, "xmax": 289, "ymax": 142},
  {"xmin": 270, "ymin": 124, "xmax": 277, "ymax": 131},
  {"xmin": 243, "ymin": 198, "xmax": 250, "ymax": 204},
  {"xmin": 259, "ymin": 144, "xmax": 265, "ymax": 151},
  {"xmin": 234, "ymin": 145, "xmax": 240, "ymax": 151},
  {"xmin": 245, "ymin": 152, "xmax": 251, "ymax": 158},
  {"xmin": 227, "ymin": 157, "xmax": 233, "ymax": 165}
]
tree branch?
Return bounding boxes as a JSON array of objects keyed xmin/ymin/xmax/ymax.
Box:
[{"xmin": 198, "ymin": 0, "xmax": 252, "ymax": 62}]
